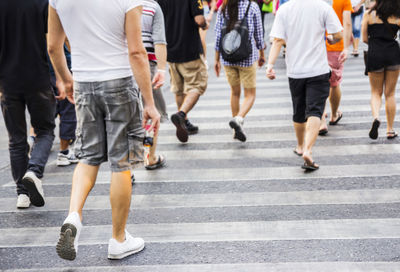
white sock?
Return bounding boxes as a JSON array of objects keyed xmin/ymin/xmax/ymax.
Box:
[{"xmin": 235, "ymin": 116, "xmax": 244, "ymax": 124}]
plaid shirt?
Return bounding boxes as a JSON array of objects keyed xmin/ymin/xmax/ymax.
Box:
[{"xmin": 215, "ymin": 0, "xmax": 265, "ymax": 67}]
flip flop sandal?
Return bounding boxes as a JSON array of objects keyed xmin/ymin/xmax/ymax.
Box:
[
  {"xmin": 301, "ymin": 161, "xmax": 319, "ymax": 171},
  {"xmin": 293, "ymin": 149, "xmax": 303, "ymax": 156},
  {"xmin": 352, "ymin": 51, "xmax": 359, "ymax": 57},
  {"xmin": 387, "ymin": 131, "xmax": 398, "ymax": 139},
  {"xmin": 319, "ymin": 128, "xmax": 328, "ymax": 136},
  {"xmin": 145, "ymin": 155, "xmax": 166, "ymax": 170},
  {"xmin": 369, "ymin": 119, "xmax": 380, "ymax": 140},
  {"xmin": 329, "ymin": 112, "xmax": 343, "ymax": 125}
]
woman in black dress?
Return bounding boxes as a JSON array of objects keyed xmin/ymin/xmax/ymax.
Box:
[{"xmin": 361, "ymin": 0, "xmax": 400, "ymax": 139}]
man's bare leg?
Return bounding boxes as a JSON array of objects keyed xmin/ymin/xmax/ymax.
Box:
[
  {"xmin": 180, "ymin": 91, "xmax": 200, "ymax": 114},
  {"xmin": 147, "ymin": 128, "xmax": 160, "ymax": 165},
  {"xmin": 329, "ymin": 85, "xmax": 342, "ymax": 122},
  {"xmin": 230, "ymin": 85, "xmax": 241, "ymax": 117},
  {"xmin": 175, "ymin": 93, "xmax": 185, "ymax": 110},
  {"xmin": 237, "ymin": 88, "xmax": 256, "ymax": 117},
  {"xmin": 110, "ymin": 170, "xmax": 132, "ymax": 242},
  {"xmin": 60, "ymin": 139, "xmax": 70, "ymax": 151},
  {"xmin": 302, "ymin": 116, "xmax": 321, "ymax": 166},
  {"xmin": 68, "ymin": 163, "xmax": 99, "ymax": 220},
  {"xmin": 293, "ymin": 122, "xmax": 306, "ymax": 155}
]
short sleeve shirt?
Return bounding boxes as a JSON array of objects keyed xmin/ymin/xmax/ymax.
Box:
[
  {"xmin": 157, "ymin": 0, "xmax": 204, "ymax": 63},
  {"xmin": 326, "ymin": 0, "xmax": 352, "ymax": 52},
  {"xmin": 270, "ymin": 0, "xmax": 343, "ymax": 79},
  {"xmin": 50, "ymin": 0, "xmax": 142, "ymax": 82},
  {"xmin": 0, "ymin": 0, "xmax": 51, "ymax": 93}
]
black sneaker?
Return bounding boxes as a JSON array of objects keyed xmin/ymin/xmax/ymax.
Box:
[
  {"xmin": 171, "ymin": 112, "xmax": 189, "ymax": 142},
  {"xmin": 185, "ymin": 119, "xmax": 199, "ymax": 135},
  {"xmin": 229, "ymin": 118, "xmax": 247, "ymax": 142}
]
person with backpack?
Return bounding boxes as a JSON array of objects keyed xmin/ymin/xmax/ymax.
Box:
[{"xmin": 214, "ymin": 0, "xmax": 265, "ymax": 142}]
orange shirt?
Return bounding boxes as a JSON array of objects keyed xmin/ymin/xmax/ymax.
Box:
[{"xmin": 326, "ymin": 0, "xmax": 352, "ymax": 52}]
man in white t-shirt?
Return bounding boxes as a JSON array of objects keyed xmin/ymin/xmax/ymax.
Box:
[
  {"xmin": 48, "ymin": 0, "xmax": 160, "ymax": 260},
  {"xmin": 266, "ymin": 0, "xmax": 343, "ymax": 171}
]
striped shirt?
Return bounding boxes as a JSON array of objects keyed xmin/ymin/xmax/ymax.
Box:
[
  {"xmin": 215, "ymin": 0, "xmax": 265, "ymax": 67},
  {"xmin": 141, "ymin": 0, "xmax": 167, "ymax": 62}
]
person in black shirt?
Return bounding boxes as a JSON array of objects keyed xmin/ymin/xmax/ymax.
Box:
[
  {"xmin": 0, "ymin": 0, "xmax": 56, "ymax": 208},
  {"xmin": 158, "ymin": 0, "xmax": 209, "ymax": 143}
]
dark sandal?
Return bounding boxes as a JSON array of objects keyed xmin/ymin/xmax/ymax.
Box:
[
  {"xmin": 301, "ymin": 161, "xmax": 319, "ymax": 171},
  {"xmin": 369, "ymin": 119, "xmax": 380, "ymax": 140},
  {"xmin": 293, "ymin": 149, "xmax": 303, "ymax": 157},
  {"xmin": 319, "ymin": 128, "xmax": 328, "ymax": 136},
  {"xmin": 387, "ymin": 131, "xmax": 398, "ymax": 139},
  {"xmin": 145, "ymin": 155, "xmax": 166, "ymax": 170},
  {"xmin": 329, "ymin": 112, "xmax": 343, "ymax": 125}
]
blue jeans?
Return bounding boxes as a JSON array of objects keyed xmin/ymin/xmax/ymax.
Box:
[
  {"xmin": 0, "ymin": 87, "xmax": 56, "ymax": 195},
  {"xmin": 352, "ymin": 8, "xmax": 364, "ymax": 39}
]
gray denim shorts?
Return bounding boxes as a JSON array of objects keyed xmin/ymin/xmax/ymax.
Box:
[{"xmin": 74, "ymin": 77, "xmax": 144, "ymax": 172}]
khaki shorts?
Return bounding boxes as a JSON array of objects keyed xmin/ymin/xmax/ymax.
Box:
[
  {"xmin": 224, "ymin": 62, "xmax": 257, "ymax": 89},
  {"xmin": 169, "ymin": 57, "xmax": 208, "ymax": 96}
]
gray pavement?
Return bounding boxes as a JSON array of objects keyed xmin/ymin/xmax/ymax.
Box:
[{"xmin": 1, "ymin": 17, "xmax": 400, "ymax": 271}]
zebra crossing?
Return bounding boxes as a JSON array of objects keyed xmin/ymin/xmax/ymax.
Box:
[{"xmin": 1, "ymin": 45, "xmax": 400, "ymax": 271}]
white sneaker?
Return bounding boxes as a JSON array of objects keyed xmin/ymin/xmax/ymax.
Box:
[
  {"xmin": 56, "ymin": 212, "xmax": 82, "ymax": 261},
  {"xmin": 21, "ymin": 171, "xmax": 44, "ymax": 207},
  {"xmin": 16, "ymin": 194, "xmax": 30, "ymax": 209},
  {"xmin": 108, "ymin": 231, "xmax": 145, "ymax": 260},
  {"xmin": 57, "ymin": 150, "xmax": 79, "ymax": 166}
]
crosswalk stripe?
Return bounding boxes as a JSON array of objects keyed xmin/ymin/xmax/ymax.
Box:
[
  {"xmin": 3, "ymin": 218, "xmax": 400, "ymax": 247},
  {"xmin": 6, "ymin": 262, "xmax": 400, "ymax": 272},
  {"xmin": 0, "ymin": 189, "xmax": 398, "ymax": 213}
]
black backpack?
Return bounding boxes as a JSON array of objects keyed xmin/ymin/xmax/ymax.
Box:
[{"xmin": 219, "ymin": 2, "xmax": 252, "ymax": 62}]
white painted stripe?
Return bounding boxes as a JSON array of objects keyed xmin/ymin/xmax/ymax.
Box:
[
  {"xmin": 3, "ymin": 163, "xmax": 400, "ymax": 186},
  {"xmin": 0, "ymin": 189, "xmax": 398, "ymax": 213},
  {"xmin": 155, "ymin": 129, "xmax": 378, "ymax": 144},
  {"xmin": 6, "ymin": 262, "xmax": 400, "ymax": 272},
  {"xmin": 166, "ymin": 94, "xmax": 373, "ymax": 108},
  {"xmin": 160, "ymin": 144, "xmax": 400, "ymax": 160},
  {"xmin": 158, "ymin": 116, "xmax": 380, "ymax": 131},
  {"xmin": 2, "ymin": 218, "xmax": 400, "ymax": 247},
  {"xmin": 178, "ymin": 104, "xmax": 392, "ymax": 118}
]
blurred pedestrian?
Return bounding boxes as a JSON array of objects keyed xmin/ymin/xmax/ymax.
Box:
[
  {"xmin": 350, "ymin": 0, "xmax": 365, "ymax": 57},
  {"xmin": 214, "ymin": 0, "xmax": 265, "ymax": 142},
  {"xmin": 141, "ymin": 0, "xmax": 168, "ymax": 170},
  {"xmin": 0, "ymin": 0, "xmax": 56, "ymax": 209},
  {"xmin": 158, "ymin": 0, "xmax": 209, "ymax": 143},
  {"xmin": 361, "ymin": 0, "xmax": 400, "ymax": 139},
  {"xmin": 266, "ymin": 0, "xmax": 343, "ymax": 171},
  {"xmin": 319, "ymin": 0, "xmax": 353, "ymax": 135},
  {"xmin": 48, "ymin": 0, "xmax": 160, "ymax": 260}
]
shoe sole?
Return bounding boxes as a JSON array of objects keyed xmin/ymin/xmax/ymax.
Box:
[
  {"xmin": 108, "ymin": 243, "xmax": 145, "ymax": 260},
  {"xmin": 57, "ymin": 160, "xmax": 72, "ymax": 166},
  {"xmin": 56, "ymin": 223, "xmax": 77, "ymax": 261},
  {"xmin": 229, "ymin": 120, "xmax": 246, "ymax": 142},
  {"xmin": 369, "ymin": 119, "xmax": 380, "ymax": 140},
  {"xmin": 171, "ymin": 114, "xmax": 189, "ymax": 143},
  {"xmin": 21, "ymin": 176, "xmax": 44, "ymax": 207}
]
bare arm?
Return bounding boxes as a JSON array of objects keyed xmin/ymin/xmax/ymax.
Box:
[
  {"xmin": 361, "ymin": 12, "xmax": 369, "ymax": 44},
  {"xmin": 266, "ymin": 38, "xmax": 285, "ymax": 80},
  {"xmin": 195, "ymin": 15, "xmax": 209, "ymax": 30},
  {"xmin": 125, "ymin": 7, "xmax": 160, "ymax": 130},
  {"xmin": 338, "ymin": 10, "xmax": 352, "ymax": 63},
  {"xmin": 152, "ymin": 43, "xmax": 167, "ymax": 89},
  {"xmin": 47, "ymin": 6, "xmax": 74, "ymax": 103}
]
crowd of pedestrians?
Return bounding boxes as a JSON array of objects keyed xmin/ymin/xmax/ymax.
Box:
[{"xmin": 0, "ymin": 0, "xmax": 399, "ymax": 262}]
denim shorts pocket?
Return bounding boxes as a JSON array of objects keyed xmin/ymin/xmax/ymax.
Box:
[{"xmin": 128, "ymin": 134, "xmax": 144, "ymax": 168}]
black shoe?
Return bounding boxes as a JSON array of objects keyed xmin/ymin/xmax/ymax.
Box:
[
  {"xmin": 171, "ymin": 112, "xmax": 189, "ymax": 143},
  {"xmin": 369, "ymin": 119, "xmax": 380, "ymax": 140},
  {"xmin": 185, "ymin": 119, "xmax": 199, "ymax": 135},
  {"xmin": 229, "ymin": 118, "xmax": 246, "ymax": 142}
]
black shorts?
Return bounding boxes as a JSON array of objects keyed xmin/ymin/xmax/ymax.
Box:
[{"xmin": 288, "ymin": 73, "xmax": 330, "ymax": 123}]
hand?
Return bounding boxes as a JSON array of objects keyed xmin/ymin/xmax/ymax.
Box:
[
  {"xmin": 214, "ymin": 61, "xmax": 221, "ymax": 77},
  {"xmin": 326, "ymin": 34, "xmax": 335, "ymax": 45},
  {"xmin": 55, "ymin": 80, "xmax": 66, "ymax": 101},
  {"xmin": 258, "ymin": 56, "xmax": 266, "ymax": 68},
  {"xmin": 266, "ymin": 65, "xmax": 276, "ymax": 80},
  {"xmin": 338, "ymin": 49, "xmax": 348, "ymax": 64},
  {"xmin": 202, "ymin": 21, "xmax": 210, "ymax": 31},
  {"xmin": 56, "ymin": 80, "xmax": 74, "ymax": 104},
  {"xmin": 142, "ymin": 105, "xmax": 161, "ymax": 133},
  {"xmin": 152, "ymin": 70, "xmax": 165, "ymax": 90}
]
